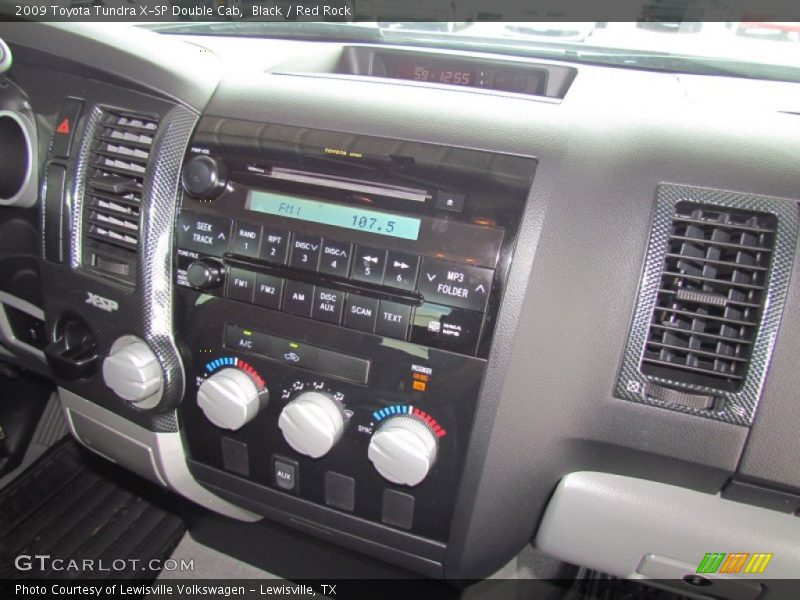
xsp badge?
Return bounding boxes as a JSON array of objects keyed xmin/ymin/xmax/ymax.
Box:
[{"xmin": 85, "ymin": 292, "xmax": 119, "ymax": 313}]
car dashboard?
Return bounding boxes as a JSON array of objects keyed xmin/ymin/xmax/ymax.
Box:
[{"xmin": 0, "ymin": 21, "xmax": 799, "ymax": 589}]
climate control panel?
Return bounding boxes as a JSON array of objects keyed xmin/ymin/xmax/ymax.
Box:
[{"xmin": 178, "ymin": 298, "xmax": 484, "ymax": 542}]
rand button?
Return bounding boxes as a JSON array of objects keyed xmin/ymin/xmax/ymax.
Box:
[{"xmin": 231, "ymin": 221, "xmax": 262, "ymax": 258}]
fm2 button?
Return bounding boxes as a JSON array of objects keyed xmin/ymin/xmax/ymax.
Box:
[{"xmin": 418, "ymin": 258, "xmax": 493, "ymax": 313}]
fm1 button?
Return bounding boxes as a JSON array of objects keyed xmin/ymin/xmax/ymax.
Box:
[
  {"xmin": 418, "ymin": 258, "xmax": 493, "ymax": 312},
  {"xmin": 273, "ymin": 455, "xmax": 298, "ymax": 493},
  {"xmin": 226, "ymin": 268, "xmax": 255, "ymax": 303}
]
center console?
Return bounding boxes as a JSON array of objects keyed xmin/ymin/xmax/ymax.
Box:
[{"xmin": 175, "ymin": 119, "xmax": 536, "ymax": 556}]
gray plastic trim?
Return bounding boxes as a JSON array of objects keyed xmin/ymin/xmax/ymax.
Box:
[
  {"xmin": 0, "ymin": 23, "xmax": 220, "ymax": 111},
  {"xmin": 535, "ymin": 472, "xmax": 800, "ymax": 580},
  {"xmin": 59, "ymin": 387, "xmax": 261, "ymax": 522},
  {"xmin": 615, "ymin": 184, "xmax": 798, "ymax": 425},
  {"xmin": 0, "ymin": 290, "xmax": 45, "ymax": 361}
]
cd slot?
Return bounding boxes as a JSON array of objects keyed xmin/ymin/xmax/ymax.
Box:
[{"xmin": 253, "ymin": 166, "xmax": 431, "ymax": 203}]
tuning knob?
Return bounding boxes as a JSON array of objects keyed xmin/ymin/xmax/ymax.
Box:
[
  {"xmin": 186, "ymin": 258, "xmax": 224, "ymax": 290},
  {"xmin": 102, "ymin": 336, "xmax": 163, "ymax": 408},
  {"xmin": 278, "ymin": 391, "xmax": 346, "ymax": 459},
  {"xmin": 181, "ymin": 155, "xmax": 228, "ymax": 200},
  {"xmin": 197, "ymin": 368, "xmax": 266, "ymax": 430},
  {"xmin": 368, "ymin": 416, "xmax": 438, "ymax": 487}
]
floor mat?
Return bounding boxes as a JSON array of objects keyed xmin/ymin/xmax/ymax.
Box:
[{"xmin": 0, "ymin": 435, "xmax": 186, "ymax": 580}]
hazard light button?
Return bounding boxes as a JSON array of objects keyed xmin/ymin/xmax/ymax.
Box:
[{"xmin": 52, "ymin": 99, "xmax": 84, "ymax": 159}]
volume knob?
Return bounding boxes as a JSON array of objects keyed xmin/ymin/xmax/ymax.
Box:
[
  {"xmin": 368, "ymin": 416, "xmax": 438, "ymax": 487},
  {"xmin": 278, "ymin": 391, "xmax": 346, "ymax": 459},
  {"xmin": 197, "ymin": 368, "xmax": 266, "ymax": 430},
  {"xmin": 181, "ymin": 155, "xmax": 228, "ymax": 200}
]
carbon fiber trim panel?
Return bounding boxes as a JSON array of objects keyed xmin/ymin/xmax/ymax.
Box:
[
  {"xmin": 615, "ymin": 184, "xmax": 798, "ymax": 425},
  {"xmin": 37, "ymin": 76, "xmax": 197, "ymax": 433}
]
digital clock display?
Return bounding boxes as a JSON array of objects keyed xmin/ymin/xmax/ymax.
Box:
[
  {"xmin": 247, "ymin": 190, "xmax": 421, "ymax": 241},
  {"xmin": 393, "ymin": 60, "xmax": 475, "ymax": 86}
]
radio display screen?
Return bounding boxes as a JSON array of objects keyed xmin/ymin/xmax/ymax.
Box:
[{"xmin": 247, "ymin": 190, "xmax": 422, "ymax": 241}]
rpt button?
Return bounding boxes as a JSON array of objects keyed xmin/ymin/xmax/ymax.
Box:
[{"xmin": 418, "ymin": 258, "xmax": 493, "ymax": 313}]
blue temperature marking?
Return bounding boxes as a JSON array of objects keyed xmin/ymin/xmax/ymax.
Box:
[
  {"xmin": 373, "ymin": 405, "xmax": 412, "ymax": 421},
  {"xmin": 206, "ymin": 357, "xmax": 237, "ymax": 373}
]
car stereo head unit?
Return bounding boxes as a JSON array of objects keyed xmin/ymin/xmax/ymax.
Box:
[{"xmin": 174, "ymin": 119, "xmax": 536, "ymax": 552}]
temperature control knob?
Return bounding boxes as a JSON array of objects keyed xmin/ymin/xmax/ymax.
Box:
[
  {"xmin": 278, "ymin": 391, "xmax": 345, "ymax": 459},
  {"xmin": 186, "ymin": 258, "xmax": 224, "ymax": 290},
  {"xmin": 102, "ymin": 336, "xmax": 163, "ymax": 408},
  {"xmin": 181, "ymin": 155, "xmax": 228, "ymax": 200},
  {"xmin": 197, "ymin": 368, "xmax": 266, "ymax": 430},
  {"xmin": 368, "ymin": 416, "xmax": 438, "ymax": 487}
]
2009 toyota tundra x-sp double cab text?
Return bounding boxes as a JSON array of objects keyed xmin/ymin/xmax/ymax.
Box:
[{"xmin": 0, "ymin": 8, "xmax": 799, "ymax": 599}]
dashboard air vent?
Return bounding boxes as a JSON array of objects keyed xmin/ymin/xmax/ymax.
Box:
[
  {"xmin": 84, "ymin": 111, "xmax": 157, "ymax": 253},
  {"xmin": 641, "ymin": 202, "xmax": 776, "ymax": 392}
]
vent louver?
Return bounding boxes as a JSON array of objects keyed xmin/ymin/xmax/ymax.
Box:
[
  {"xmin": 641, "ymin": 202, "xmax": 777, "ymax": 392},
  {"xmin": 83, "ymin": 111, "xmax": 157, "ymax": 253}
]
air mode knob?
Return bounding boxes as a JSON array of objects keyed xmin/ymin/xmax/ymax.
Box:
[
  {"xmin": 368, "ymin": 416, "xmax": 438, "ymax": 487},
  {"xmin": 181, "ymin": 155, "xmax": 228, "ymax": 200},
  {"xmin": 197, "ymin": 368, "xmax": 266, "ymax": 431},
  {"xmin": 186, "ymin": 258, "xmax": 224, "ymax": 290},
  {"xmin": 278, "ymin": 391, "xmax": 346, "ymax": 459},
  {"xmin": 102, "ymin": 336, "xmax": 163, "ymax": 408}
]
